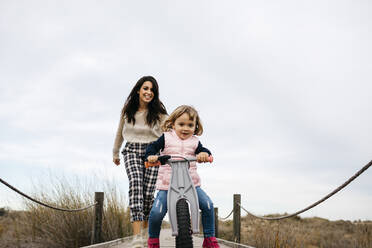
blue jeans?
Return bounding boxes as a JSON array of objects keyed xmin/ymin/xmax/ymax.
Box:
[{"xmin": 148, "ymin": 187, "xmax": 215, "ymax": 238}]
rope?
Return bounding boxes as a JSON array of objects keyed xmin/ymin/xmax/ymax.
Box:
[
  {"xmin": 238, "ymin": 160, "xmax": 372, "ymax": 220},
  {"xmin": 219, "ymin": 209, "xmax": 234, "ymax": 220},
  {"xmin": 0, "ymin": 177, "xmax": 97, "ymax": 212}
]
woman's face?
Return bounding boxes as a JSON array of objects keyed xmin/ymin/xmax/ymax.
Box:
[{"xmin": 137, "ymin": 81, "xmax": 154, "ymax": 106}]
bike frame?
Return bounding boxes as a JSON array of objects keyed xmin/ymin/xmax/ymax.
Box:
[
  {"xmin": 145, "ymin": 155, "xmax": 213, "ymax": 237},
  {"xmin": 167, "ymin": 157, "xmax": 200, "ymax": 236}
]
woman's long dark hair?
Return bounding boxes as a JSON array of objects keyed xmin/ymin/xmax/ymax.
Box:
[{"xmin": 121, "ymin": 76, "xmax": 167, "ymax": 126}]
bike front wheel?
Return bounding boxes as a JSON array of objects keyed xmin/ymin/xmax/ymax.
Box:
[{"xmin": 175, "ymin": 199, "xmax": 193, "ymax": 248}]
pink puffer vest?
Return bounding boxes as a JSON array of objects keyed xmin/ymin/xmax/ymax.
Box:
[{"xmin": 156, "ymin": 130, "xmax": 201, "ymax": 190}]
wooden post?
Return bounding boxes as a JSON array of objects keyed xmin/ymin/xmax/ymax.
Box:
[
  {"xmin": 199, "ymin": 211, "xmax": 203, "ymax": 234},
  {"xmin": 214, "ymin": 207, "xmax": 219, "ymax": 238},
  {"xmin": 91, "ymin": 192, "xmax": 104, "ymax": 244},
  {"xmin": 233, "ymin": 194, "xmax": 241, "ymax": 243}
]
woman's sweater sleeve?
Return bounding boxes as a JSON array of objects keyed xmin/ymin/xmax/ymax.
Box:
[{"xmin": 112, "ymin": 116, "xmax": 125, "ymax": 160}]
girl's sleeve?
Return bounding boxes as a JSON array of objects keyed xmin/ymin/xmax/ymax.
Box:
[
  {"xmin": 195, "ymin": 141, "xmax": 212, "ymax": 155},
  {"xmin": 145, "ymin": 134, "xmax": 165, "ymax": 158},
  {"xmin": 112, "ymin": 116, "xmax": 125, "ymax": 160}
]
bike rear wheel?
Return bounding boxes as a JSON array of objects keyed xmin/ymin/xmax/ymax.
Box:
[{"xmin": 175, "ymin": 199, "xmax": 193, "ymax": 248}]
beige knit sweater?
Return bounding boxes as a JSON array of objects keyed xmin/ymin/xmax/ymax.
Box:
[{"xmin": 112, "ymin": 110, "xmax": 167, "ymax": 159}]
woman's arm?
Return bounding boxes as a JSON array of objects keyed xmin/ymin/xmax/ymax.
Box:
[{"xmin": 112, "ymin": 116, "xmax": 125, "ymax": 164}]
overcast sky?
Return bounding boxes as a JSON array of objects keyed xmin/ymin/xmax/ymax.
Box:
[{"xmin": 1, "ymin": 0, "xmax": 371, "ymax": 221}]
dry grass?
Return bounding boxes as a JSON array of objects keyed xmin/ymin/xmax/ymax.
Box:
[
  {"xmin": 3, "ymin": 176, "xmax": 372, "ymax": 248},
  {"xmin": 0, "ymin": 176, "xmax": 132, "ymax": 248},
  {"xmin": 0, "ymin": 209, "xmax": 38, "ymax": 248},
  {"xmin": 218, "ymin": 214, "xmax": 372, "ymax": 248}
]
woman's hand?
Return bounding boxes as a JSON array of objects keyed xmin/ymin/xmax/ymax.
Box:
[
  {"xmin": 147, "ymin": 155, "xmax": 159, "ymax": 163},
  {"xmin": 113, "ymin": 158, "xmax": 120, "ymax": 166},
  {"xmin": 196, "ymin": 152, "xmax": 209, "ymax": 163}
]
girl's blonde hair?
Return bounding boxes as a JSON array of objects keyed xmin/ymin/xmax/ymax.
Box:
[{"xmin": 162, "ymin": 105, "xmax": 204, "ymax": 136}]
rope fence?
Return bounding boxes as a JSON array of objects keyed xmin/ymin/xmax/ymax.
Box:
[
  {"xmin": 219, "ymin": 209, "xmax": 234, "ymax": 220},
  {"xmin": 0, "ymin": 177, "xmax": 104, "ymax": 245},
  {"xmin": 239, "ymin": 159, "xmax": 372, "ymax": 220},
  {"xmin": 2, "ymin": 160, "xmax": 371, "ymax": 245},
  {"xmin": 0, "ymin": 177, "xmax": 97, "ymax": 212},
  {"xmin": 214, "ymin": 159, "xmax": 371, "ymax": 243}
]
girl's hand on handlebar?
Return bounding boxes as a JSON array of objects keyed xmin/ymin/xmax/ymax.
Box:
[
  {"xmin": 113, "ymin": 158, "xmax": 120, "ymax": 166},
  {"xmin": 196, "ymin": 152, "xmax": 210, "ymax": 163},
  {"xmin": 147, "ymin": 155, "xmax": 159, "ymax": 163},
  {"xmin": 145, "ymin": 155, "xmax": 161, "ymax": 168}
]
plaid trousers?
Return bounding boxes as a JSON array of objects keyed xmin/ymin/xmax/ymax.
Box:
[{"xmin": 122, "ymin": 142, "xmax": 159, "ymax": 222}]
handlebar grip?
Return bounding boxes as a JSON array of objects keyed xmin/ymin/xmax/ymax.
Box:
[
  {"xmin": 145, "ymin": 161, "xmax": 161, "ymax": 168},
  {"xmin": 145, "ymin": 155, "xmax": 212, "ymax": 168},
  {"xmin": 145, "ymin": 155, "xmax": 171, "ymax": 168},
  {"xmin": 208, "ymin": 156, "xmax": 213, "ymax": 163}
]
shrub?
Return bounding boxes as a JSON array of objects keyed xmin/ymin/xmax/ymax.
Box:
[
  {"xmin": 19, "ymin": 175, "xmax": 131, "ymax": 248},
  {"xmin": 0, "ymin": 224, "xmax": 3, "ymax": 238},
  {"xmin": 0, "ymin": 207, "xmax": 8, "ymax": 217},
  {"xmin": 218, "ymin": 214, "xmax": 372, "ymax": 248}
]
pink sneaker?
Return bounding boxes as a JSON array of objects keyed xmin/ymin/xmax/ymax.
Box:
[
  {"xmin": 148, "ymin": 237, "xmax": 160, "ymax": 248},
  {"xmin": 203, "ymin": 236, "xmax": 220, "ymax": 248}
]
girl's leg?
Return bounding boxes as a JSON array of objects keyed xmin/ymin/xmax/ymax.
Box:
[
  {"xmin": 123, "ymin": 143, "xmax": 145, "ymax": 234},
  {"xmin": 148, "ymin": 190, "xmax": 168, "ymax": 238},
  {"xmin": 196, "ymin": 187, "xmax": 215, "ymax": 237}
]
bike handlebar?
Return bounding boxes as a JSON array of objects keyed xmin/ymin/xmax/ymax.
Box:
[{"xmin": 145, "ymin": 155, "xmax": 213, "ymax": 168}]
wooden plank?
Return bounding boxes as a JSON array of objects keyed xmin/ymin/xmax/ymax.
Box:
[
  {"xmin": 117, "ymin": 229, "xmax": 246, "ymax": 248},
  {"xmin": 81, "ymin": 229, "xmax": 254, "ymax": 248}
]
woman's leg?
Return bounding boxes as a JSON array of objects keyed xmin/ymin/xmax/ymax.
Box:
[
  {"xmin": 143, "ymin": 220, "xmax": 148, "ymax": 229},
  {"xmin": 148, "ymin": 190, "xmax": 168, "ymax": 238},
  {"xmin": 123, "ymin": 143, "xmax": 145, "ymax": 234},
  {"xmin": 132, "ymin": 221, "xmax": 142, "ymax": 235},
  {"xmin": 143, "ymin": 164, "xmax": 159, "ymax": 221},
  {"xmin": 196, "ymin": 187, "xmax": 215, "ymax": 237}
]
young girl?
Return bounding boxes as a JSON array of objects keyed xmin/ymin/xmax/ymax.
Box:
[
  {"xmin": 145, "ymin": 105, "xmax": 220, "ymax": 248},
  {"xmin": 112, "ymin": 76, "xmax": 167, "ymax": 247}
]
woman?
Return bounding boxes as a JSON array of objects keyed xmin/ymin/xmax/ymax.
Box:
[{"xmin": 113, "ymin": 76, "xmax": 167, "ymax": 247}]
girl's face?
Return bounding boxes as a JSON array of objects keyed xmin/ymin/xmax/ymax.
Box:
[
  {"xmin": 137, "ymin": 81, "xmax": 154, "ymax": 106},
  {"xmin": 172, "ymin": 113, "xmax": 196, "ymax": 140}
]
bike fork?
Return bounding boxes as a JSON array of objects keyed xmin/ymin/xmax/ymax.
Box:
[{"xmin": 167, "ymin": 160, "xmax": 200, "ymax": 236}]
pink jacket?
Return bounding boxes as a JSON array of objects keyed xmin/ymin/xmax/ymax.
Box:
[{"xmin": 156, "ymin": 130, "xmax": 201, "ymax": 190}]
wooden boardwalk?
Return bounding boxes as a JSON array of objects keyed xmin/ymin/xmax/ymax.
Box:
[{"xmin": 81, "ymin": 229, "xmax": 254, "ymax": 248}]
